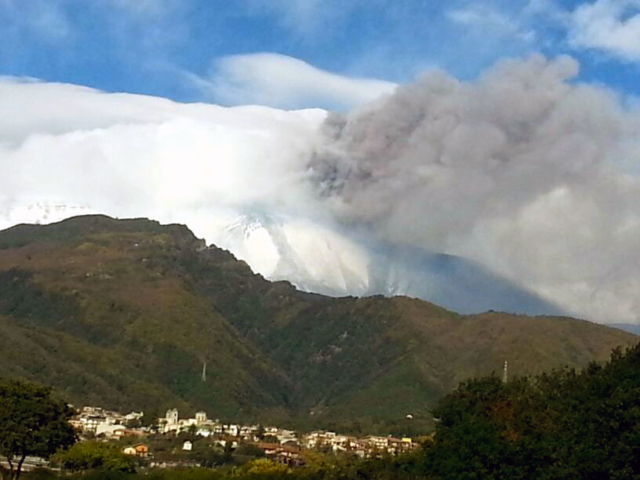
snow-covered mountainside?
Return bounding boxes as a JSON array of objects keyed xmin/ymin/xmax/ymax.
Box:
[
  {"xmin": 216, "ymin": 213, "xmax": 371, "ymax": 297},
  {"xmin": 208, "ymin": 212, "xmax": 561, "ymax": 316}
]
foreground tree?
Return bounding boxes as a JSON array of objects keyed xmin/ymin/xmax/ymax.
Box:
[
  {"xmin": 423, "ymin": 343, "xmax": 640, "ymax": 479},
  {"xmin": 55, "ymin": 441, "xmax": 136, "ymax": 474},
  {"xmin": 0, "ymin": 380, "xmax": 76, "ymax": 479},
  {"xmin": 237, "ymin": 458, "xmax": 290, "ymax": 476},
  {"xmin": 140, "ymin": 408, "xmax": 160, "ymax": 433}
]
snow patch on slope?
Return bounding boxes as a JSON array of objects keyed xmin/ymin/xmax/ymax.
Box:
[{"xmin": 217, "ymin": 213, "xmax": 370, "ymax": 296}]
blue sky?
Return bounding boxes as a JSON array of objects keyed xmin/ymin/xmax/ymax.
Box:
[{"xmin": 1, "ymin": 0, "xmax": 639, "ymax": 108}]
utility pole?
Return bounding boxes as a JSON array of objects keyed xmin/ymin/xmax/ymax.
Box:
[
  {"xmin": 202, "ymin": 362, "xmax": 207, "ymax": 383},
  {"xmin": 502, "ymin": 360, "xmax": 508, "ymax": 383}
]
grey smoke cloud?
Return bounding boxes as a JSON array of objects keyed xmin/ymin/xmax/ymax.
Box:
[{"xmin": 311, "ymin": 55, "xmax": 640, "ymax": 323}]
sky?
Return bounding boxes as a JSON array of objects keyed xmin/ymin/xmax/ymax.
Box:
[
  {"xmin": 1, "ymin": 0, "xmax": 640, "ymax": 109},
  {"xmin": 2, "ymin": 0, "xmax": 640, "ymax": 325}
]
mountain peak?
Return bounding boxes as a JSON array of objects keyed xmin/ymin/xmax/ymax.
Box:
[{"xmin": 0, "ymin": 214, "xmax": 205, "ymax": 251}]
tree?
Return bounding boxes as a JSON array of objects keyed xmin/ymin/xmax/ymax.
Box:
[
  {"xmin": 140, "ymin": 408, "xmax": 160, "ymax": 432},
  {"xmin": 194, "ymin": 447, "xmax": 231, "ymax": 468},
  {"xmin": 125, "ymin": 418, "xmax": 141, "ymax": 429},
  {"xmin": 235, "ymin": 443, "xmax": 265, "ymax": 458},
  {"xmin": 55, "ymin": 441, "xmax": 135, "ymax": 474},
  {"xmin": 238, "ymin": 458, "xmax": 290, "ymax": 476},
  {"xmin": 422, "ymin": 343, "xmax": 640, "ymax": 478},
  {"xmin": 0, "ymin": 380, "xmax": 76, "ymax": 480}
]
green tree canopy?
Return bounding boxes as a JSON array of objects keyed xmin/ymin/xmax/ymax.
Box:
[
  {"xmin": 423, "ymin": 343, "xmax": 640, "ymax": 479},
  {"xmin": 55, "ymin": 441, "xmax": 135, "ymax": 474},
  {"xmin": 140, "ymin": 408, "xmax": 160, "ymax": 432},
  {"xmin": 0, "ymin": 380, "xmax": 76, "ymax": 480}
]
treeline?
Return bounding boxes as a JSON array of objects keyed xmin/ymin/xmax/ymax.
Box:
[
  {"xmin": 422, "ymin": 342, "xmax": 640, "ymax": 478},
  {"xmin": 8, "ymin": 342, "xmax": 640, "ymax": 479}
]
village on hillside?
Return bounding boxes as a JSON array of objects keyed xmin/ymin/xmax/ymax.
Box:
[{"xmin": 70, "ymin": 406, "xmax": 420, "ymax": 468}]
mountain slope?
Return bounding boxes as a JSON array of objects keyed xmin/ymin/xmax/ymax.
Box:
[
  {"xmin": 0, "ymin": 216, "xmax": 289, "ymax": 418},
  {"xmin": 0, "ymin": 216, "xmax": 636, "ymax": 434}
]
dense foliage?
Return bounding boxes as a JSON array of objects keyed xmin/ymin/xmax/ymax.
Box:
[
  {"xmin": 424, "ymin": 343, "xmax": 640, "ymax": 478},
  {"xmin": 0, "ymin": 380, "xmax": 76, "ymax": 479},
  {"xmin": 54, "ymin": 442, "xmax": 135, "ymax": 474},
  {"xmin": 23, "ymin": 454, "xmax": 428, "ymax": 480},
  {"xmin": 14, "ymin": 342, "xmax": 640, "ymax": 479}
]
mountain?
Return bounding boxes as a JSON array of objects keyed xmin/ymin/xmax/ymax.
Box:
[
  {"xmin": 0, "ymin": 215, "xmax": 636, "ymax": 435},
  {"xmin": 611, "ymin": 324, "xmax": 640, "ymax": 335},
  {"xmin": 213, "ymin": 212, "xmax": 562, "ymax": 316}
]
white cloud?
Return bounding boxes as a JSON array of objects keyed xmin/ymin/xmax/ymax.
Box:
[
  {"xmin": 244, "ymin": 0, "xmax": 360, "ymax": 39},
  {"xmin": 447, "ymin": 6, "xmax": 536, "ymax": 43},
  {"xmin": 0, "ymin": 0, "xmax": 72, "ymax": 43},
  {"xmin": 99, "ymin": 0, "xmax": 191, "ymax": 55},
  {"xmin": 568, "ymin": 0, "xmax": 640, "ymax": 61},
  {"xmin": 106, "ymin": 0, "xmax": 175, "ymax": 16},
  {"xmin": 0, "ymin": 77, "xmax": 327, "ymax": 221},
  {"xmin": 0, "ymin": 0, "xmax": 189, "ymax": 65},
  {"xmin": 193, "ymin": 52, "xmax": 397, "ymax": 110}
]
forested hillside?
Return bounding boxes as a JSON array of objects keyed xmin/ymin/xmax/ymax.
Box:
[{"xmin": 0, "ymin": 215, "xmax": 635, "ymax": 434}]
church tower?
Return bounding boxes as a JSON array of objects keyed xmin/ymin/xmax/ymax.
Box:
[
  {"xmin": 166, "ymin": 408, "xmax": 179, "ymax": 425},
  {"xmin": 195, "ymin": 411, "xmax": 207, "ymax": 425}
]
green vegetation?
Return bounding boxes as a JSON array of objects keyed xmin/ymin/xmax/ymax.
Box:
[
  {"xmin": 0, "ymin": 380, "xmax": 76, "ymax": 480},
  {"xmin": 23, "ymin": 455, "xmax": 427, "ymax": 480},
  {"xmin": 11, "ymin": 344, "xmax": 640, "ymax": 478},
  {"xmin": 0, "ymin": 215, "xmax": 636, "ymax": 434},
  {"xmin": 54, "ymin": 442, "xmax": 135, "ymax": 475},
  {"xmin": 423, "ymin": 342, "xmax": 640, "ymax": 478}
]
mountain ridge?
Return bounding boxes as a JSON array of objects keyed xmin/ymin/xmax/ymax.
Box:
[
  {"xmin": 0, "ymin": 215, "xmax": 635, "ymax": 435},
  {"xmin": 1, "ymin": 206, "xmax": 567, "ymax": 318}
]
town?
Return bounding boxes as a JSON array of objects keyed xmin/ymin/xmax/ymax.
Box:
[{"xmin": 70, "ymin": 406, "xmax": 420, "ymax": 468}]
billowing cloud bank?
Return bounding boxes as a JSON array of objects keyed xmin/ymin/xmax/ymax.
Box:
[
  {"xmin": 1, "ymin": 55, "xmax": 640, "ymax": 324},
  {"xmin": 0, "ymin": 76, "xmax": 326, "ymax": 228},
  {"xmin": 311, "ymin": 55, "xmax": 640, "ymax": 324}
]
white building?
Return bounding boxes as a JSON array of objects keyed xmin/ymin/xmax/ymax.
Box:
[
  {"xmin": 96, "ymin": 424, "xmax": 126, "ymax": 437},
  {"xmin": 162, "ymin": 409, "xmax": 208, "ymax": 434},
  {"xmin": 195, "ymin": 411, "xmax": 207, "ymax": 425}
]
